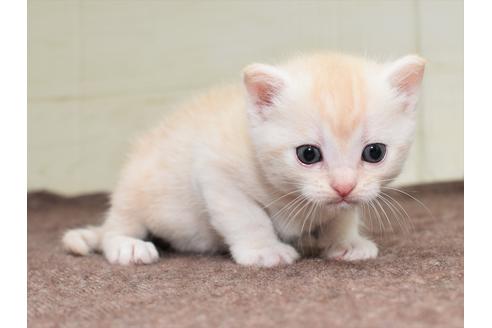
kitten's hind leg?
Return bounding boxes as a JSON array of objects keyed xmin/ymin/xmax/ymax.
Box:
[
  {"xmin": 100, "ymin": 212, "xmax": 159, "ymax": 265},
  {"xmin": 63, "ymin": 225, "xmax": 103, "ymax": 256}
]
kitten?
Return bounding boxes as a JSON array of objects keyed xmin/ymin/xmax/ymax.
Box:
[{"xmin": 63, "ymin": 52, "xmax": 425, "ymax": 267}]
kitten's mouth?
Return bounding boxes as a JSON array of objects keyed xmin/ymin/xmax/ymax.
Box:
[{"xmin": 328, "ymin": 198, "xmax": 357, "ymax": 207}]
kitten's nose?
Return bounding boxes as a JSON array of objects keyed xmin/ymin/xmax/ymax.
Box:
[{"xmin": 331, "ymin": 183, "xmax": 356, "ymax": 198}]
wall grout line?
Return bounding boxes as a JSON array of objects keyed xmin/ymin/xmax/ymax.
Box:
[{"xmin": 414, "ymin": 0, "xmax": 427, "ymax": 183}]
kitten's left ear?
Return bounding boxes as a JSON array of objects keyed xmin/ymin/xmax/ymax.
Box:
[
  {"xmin": 242, "ymin": 63, "xmax": 289, "ymax": 117},
  {"xmin": 384, "ymin": 55, "xmax": 426, "ymax": 111}
]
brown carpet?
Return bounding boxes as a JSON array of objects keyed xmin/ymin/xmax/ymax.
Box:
[{"xmin": 28, "ymin": 182, "xmax": 463, "ymax": 328}]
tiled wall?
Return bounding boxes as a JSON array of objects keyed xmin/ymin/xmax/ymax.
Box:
[{"xmin": 28, "ymin": 0, "xmax": 463, "ymax": 194}]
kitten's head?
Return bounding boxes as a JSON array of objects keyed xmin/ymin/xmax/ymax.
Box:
[{"xmin": 243, "ymin": 53, "xmax": 425, "ymax": 208}]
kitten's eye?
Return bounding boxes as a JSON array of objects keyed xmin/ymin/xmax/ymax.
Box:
[
  {"xmin": 362, "ymin": 143, "xmax": 386, "ymax": 163},
  {"xmin": 296, "ymin": 145, "xmax": 322, "ymax": 165}
]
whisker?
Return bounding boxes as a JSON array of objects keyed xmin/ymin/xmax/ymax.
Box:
[
  {"xmin": 271, "ymin": 194, "xmax": 304, "ymax": 219},
  {"xmin": 270, "ymin": 195, "xmax": 306, "ymax": 235},
  {"xmin": 368, "ymin": 199, "xmax": 384, "ymax": 236},
  {"xmin": 377, "ymin": 194, "xmax": 407, "ymax": 233},
  {"xmin": 279, "ymin": 196, "xmax": 308, "ymax": 235},
  {"xmin": 374, "ymin": 197, "xmax": 394, "ymax": 233},
  {"xmin": 380, "ymin": 191, "xmax": 414, "ymax": 233},
  {"xmin": 306, "ymin": 200, "xmax": 319, "ymax": 250},
  {"xmin": 360, "ymin": 203, "xmax": 373, "ymax": 234},
  {"xmin": 365, "ymin": 203, "xmax": 376, "ymax": 234},
  {"xmin": 317, "ymin": 202, "xmax": 327, "ymax": 240},
  {"xmin": 262, "ymin": 189, "xmax": 301, "ymax": 209},
  {"xmin": 297, "ymin": 200, "xmax": 313, "ymax": 254},
  {"xmin": 300, "ymin": 201, "xmax": 316, "ymax": 253},
  {"xmin": 381, "ymin": 186, "xmax": 434, "ymax": 219}
]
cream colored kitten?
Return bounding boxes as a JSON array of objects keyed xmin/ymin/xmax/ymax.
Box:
[{"xmin": 63, "ymin": 52, "xmax": 425, "ymax": 267}]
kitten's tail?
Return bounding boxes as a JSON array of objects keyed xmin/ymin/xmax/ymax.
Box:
[{"xmin": 62, "ymin": 226, "xmax": 103, "ymax": 256}]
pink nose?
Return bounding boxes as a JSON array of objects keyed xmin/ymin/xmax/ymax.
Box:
[{"xmin": 331, "ymin": 183, "xmax": 355, "ymax": 198}]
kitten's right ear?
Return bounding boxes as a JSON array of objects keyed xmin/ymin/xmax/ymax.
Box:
[{"xmin": 242, "ymin": 63, "xmax": 288, "ymax": 116}]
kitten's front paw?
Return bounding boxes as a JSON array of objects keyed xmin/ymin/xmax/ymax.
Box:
[
  {"xmin": 103, "ymin": 236, "xmax": 159, "ymax": 265},
  {"xmin": 231, "ymin": 242, "xmax": 300, "ymax": 267},
  {"xmin": 323, "ymin": 237, "xmax": 378, "ymax": 261}
]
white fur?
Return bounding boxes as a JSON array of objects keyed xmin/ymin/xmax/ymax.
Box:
[{"xmin": 62, "ymin": 53, "xmax": 424, "ymax": 267}]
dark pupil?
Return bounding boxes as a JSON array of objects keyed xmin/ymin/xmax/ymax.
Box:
[
  {"xmin": 369, "ymin": 145, "xmax": 382, "ymax": 159},
  {"xmin": 303, "ymin": 147, "xmax": 316, "ymax": 162}
]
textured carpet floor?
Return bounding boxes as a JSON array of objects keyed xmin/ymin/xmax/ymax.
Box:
[{"xmin": 28, "ymin": 182, "xmax": 463, "ymax": 328}]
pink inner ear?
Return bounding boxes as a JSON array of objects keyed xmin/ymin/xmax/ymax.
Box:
[
  {"xmin": 243, "ymin": 65, "xmax": 285, "ymax": 110},
  {"xmin": 391, "ymin": 64, "xmax": 425, "ymax": 97},
  {"xmin": 388, "ymin": 56, "xmax": 426, "ymax": 100},
  {"xmin": 386, "ymin": 56, "xmax": 426, "ymax": 111},
  {"xmin": 251, "ymin": 78, "xmax": 283, "ymax": 108}
]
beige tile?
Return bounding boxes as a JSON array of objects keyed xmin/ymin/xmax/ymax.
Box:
[
  {"xmin": 337, "ymin": 0, "xmax": 417, "ymax": 58},
  {"xmin": 28, "ymin": 144, "xmax": 82, "ymax": 193},
  {"xmin": 418, "ymin": 0, "xmax": 463, "ymax": 66},
  {"xmin": 79, "ymin": 1, "xmax": 338, "ymax": 97},
  {"xmin": 397, "ymin": 139, "xmax": 423, "ymax": 185},
  {"xmin": 28, "ymin": 100, "xmax": 80, "ymax": 149},
  {"xmin": 28, "ymin": 0, "xmax": 80, "ymax": 99},
  {"xmin": 28, "ymin": 93, "xmax": 184, "ymax": 194},
  {"xmin": 419, "ymin": 66, "xmax": 464, "ymax": 181}
]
